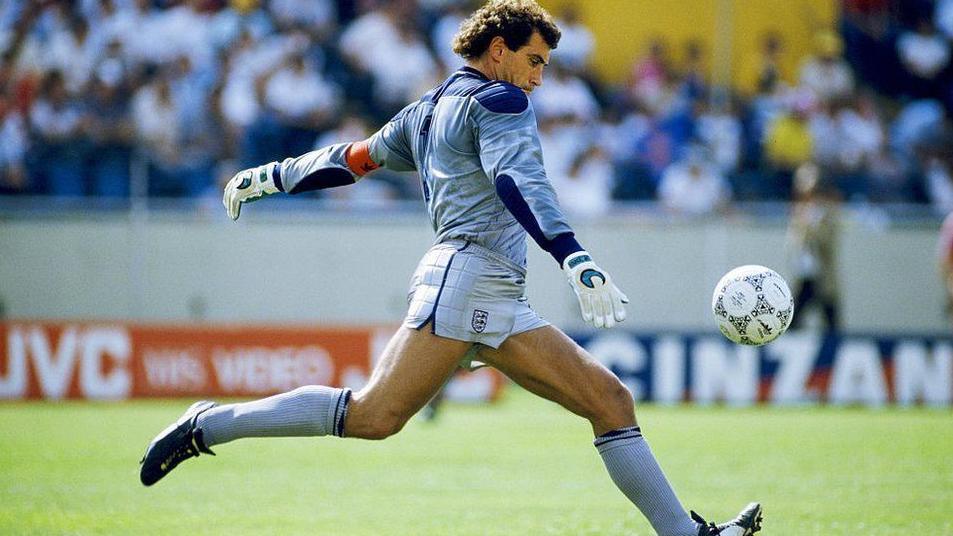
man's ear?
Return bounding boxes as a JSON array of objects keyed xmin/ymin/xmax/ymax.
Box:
[{"xmin": 488, "ymin": 36, "xmax": 507, "ymax": 63}]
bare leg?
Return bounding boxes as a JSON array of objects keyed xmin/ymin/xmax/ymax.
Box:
[
  {"xmin": 479, "ymin": 325, "xmax": 700, "ymax": 536},
  {"xmin": 477, "ymin": 325, "xmax": 635, "ymax": 436},
  {"xmin": 345, "ymin": 325, "xmax": 472, "ymax": 439}
]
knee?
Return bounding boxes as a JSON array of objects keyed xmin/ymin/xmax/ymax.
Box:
[
  {"xmin": 348, "ymin": 409, "xmax": 408, "ymax": 440},
  {"xmin": 588, "ymin": 376, "xmax": 635, "ymax": 430}
]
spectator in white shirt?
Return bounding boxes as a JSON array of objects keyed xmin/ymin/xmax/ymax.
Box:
[
  {"xmin": 554, "ymin": 6, "xmax": 594, "ymax": 74},
  {"xmin": 799, "ymin": 30, "xmax": 854, "ymax": 103},
  {"xmin": 431, "ymin": 4, "xmax": 468, "ymax": 74},
  {"xmin": 366, "ymin": 20, "xmax": 439, "ymax": 114},
  {"xmin": 897, "ymin": 19, "xmax": 950, "ymax": 82},
  {"xmin": 531, "ymin": 62, "xmax": 599, "ymax": 122},
  {"xmin": 264, "ymin": 51, "xmax": 340, "ymax": 129},
  {"xmin": 132, "ymin": 72, "xmax": 182, "ymax": 172},
  {"xmin": 696, "ymin": 98, "xmax": 742, "ymax": 174},
  {"xmin": 835, "ymin": 94, "xmax": 884, "ymax": 171},
  {"xmin": 39, "ymin": 14, "xmax": 97, "ymax": 93},
  {"xmin": 269, "ymin": 0, "xmax": 336, "ymax": 34},
  {"xmin": 30, "ymin": 70, "xmax": 87, "ymax": 195},
  {"xmin": 658, "ymin": 150, "xmax": 731, "ymax": 216},
  {"xmin": 550, "ymin": 145, "xmax": 614, "ymax": 218}
]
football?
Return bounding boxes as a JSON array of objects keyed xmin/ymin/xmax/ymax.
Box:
[{"xmin": 712, "ymin": 265, "xmax": 794, "ymax": 346}]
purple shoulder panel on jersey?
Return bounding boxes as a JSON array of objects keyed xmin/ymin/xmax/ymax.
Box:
[{"xmin": 473, "ymin": 82, "xmax": 528, "ymax": 114}]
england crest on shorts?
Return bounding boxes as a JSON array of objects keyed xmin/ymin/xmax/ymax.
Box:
[{"xmin": 471, "ymin": 309, "xmax": 489, "ymax": 333}]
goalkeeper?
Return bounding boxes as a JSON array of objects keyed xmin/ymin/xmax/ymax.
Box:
[{"xmin": 141, "ymin": 2, "xmax": 761, "ymax": 534}]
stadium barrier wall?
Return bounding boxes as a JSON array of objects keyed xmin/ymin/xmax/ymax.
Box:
[
  {"xmin": 2, "ymin": 322, "xmax": 949, "ymax": 407},
  {"xmin": 0, "ymin": 213, "xmax": 946, "ymax": 333}
]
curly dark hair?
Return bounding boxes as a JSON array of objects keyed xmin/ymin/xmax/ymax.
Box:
[{"xmin": 452, "ymin": 0, "xmax": 561, "ymax": 60}]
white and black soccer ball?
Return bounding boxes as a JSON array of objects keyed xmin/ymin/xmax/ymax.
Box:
[{"xmin": 711, "ymin": 265, "xmax": 794, "ymax": 346}]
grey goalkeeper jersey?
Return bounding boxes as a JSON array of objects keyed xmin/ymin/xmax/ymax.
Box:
[{"xmin": 278, "ymin": 66, "xmax": 582, "ymax": 269}]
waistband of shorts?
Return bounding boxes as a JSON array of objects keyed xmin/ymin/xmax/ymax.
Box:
[{"xmin": 440, "ymin": 239, "xmax": 527, "ymax": 275}]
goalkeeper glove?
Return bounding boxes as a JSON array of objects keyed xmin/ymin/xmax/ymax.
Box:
[
  {"xmin": 223, "ymin": 162, "xmax": 281, "ymax": 221},
  {"xmin": 562, "ymin": 251, "xmax": 629, "ymax": 329}
]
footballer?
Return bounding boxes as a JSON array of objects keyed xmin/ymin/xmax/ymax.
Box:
[{"xmin": 141, "ymin": 2, "xmax": 762, "ymax": 534}]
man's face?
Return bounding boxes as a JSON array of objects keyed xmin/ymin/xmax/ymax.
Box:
[{"xmin": 500, "ymin": 31, "xmax": 551, "ymax": 93}]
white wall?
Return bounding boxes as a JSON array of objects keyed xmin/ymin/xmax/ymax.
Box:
[{"xmin": 0, "ymin": 212, "xmax": 946, "ymax": 333}]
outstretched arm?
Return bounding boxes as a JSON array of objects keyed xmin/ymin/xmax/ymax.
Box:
[
  {"xmin": 222, "ymin": 141, "xmax": 381, "ymax": 221},
  {"xmin": 224, "ymin": 105, "xmax": 417, "ymax": 220}
]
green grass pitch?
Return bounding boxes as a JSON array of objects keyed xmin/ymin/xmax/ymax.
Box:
[{"xmin": 1, "ymin": 388, "xmax": 951, "ymax": 535}]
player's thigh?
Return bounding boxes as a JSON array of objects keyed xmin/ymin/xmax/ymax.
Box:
[
  {"xmin": 477, "ymin": 325, "xmax": 635, "ymax": 435},
  {"xmin": 346, "ymin": 324, "xmax": 472, "ymax": 438}
]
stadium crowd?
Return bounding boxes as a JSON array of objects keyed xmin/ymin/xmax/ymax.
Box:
[{"xmin": 2, "ymin": 0, "xmax": 953, "ymax": 216}]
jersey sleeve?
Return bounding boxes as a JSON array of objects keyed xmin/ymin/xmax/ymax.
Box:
[
  {"xmin": 470, "ymin": 82, "xmax": 583, "ymax": 264},
  {"xmin": 367, "ymin": 103, "xmax": 417, "ymax": 172},
  {"xmin": 276, "ymin": 106, "xmax": 417, "ymax": 194}
]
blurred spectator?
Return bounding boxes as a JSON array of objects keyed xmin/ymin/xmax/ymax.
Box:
[
  {"xmin": 837, "ymin": 93, "xmax": 885, "ymax": 171},
  {"xmin": 600, "ymin": 108, "xmax": 655, "ymax": 201},
  {"xmin": 936, "ymin": 0, "xmax": 953, "ymax": 40},
  {"xmin": 696, "ymin": 95, "xmax": 742, "ymax": 174},
  {"xmin": 38, "ymin": 13, "xmax": 96, "ymax": 93},
  {"xmin": 925, "ymin": 154, "xmax": 953, "ymax": 215},
  {"xmin": 897, "ymin": 17, "xmax": 951, "ymax": 98},
  {"xmin": 29, "ymin": 70, "xmax": 87, "ymax": 196},
  {"xmin": 629, "ymin": 37, "xmax": 674, "ymax": 114},
  {"xmin": 539, "ymin": 116, "xmax": 583, "ymax": 189},
  {"xmin": 786, "ymin": 162, "xmax": 841, "ymax": 331},
  {"xmin": 269, "ymin": 0, "xmax": 336, "ymax": 35},
  {"xmin": 147, "ymin": 0, "xmax": 215, "ymax": 73},
  {"xmin": 550, "ymin": 145, "xmax": 614, "ymax": 218},
  {"xmin": 840, "ymin": 0, "xmax": 896, "ymax": 94},
  {"xmin": 260, "ymin": 50, "xmax": 341, "ymax": 157},
  {"xmin": 365, "ymin": 20, "xmax": 439, "ymax": 116},
  {"xmin": 0, "ymin": 103, "xmax": 27, "ymax": 194},
  {"xmin": 738, "ymin": 31, "xmax": 788, "ymax": 97},
  {"xmin": 0, "ymin": 49, "xmax": 28, "ymax": 194},
  {"xmin": 890, "ymin": 99, "xmax": 946, "ymax": 159},
  {"xmin": 531, "ymin": 63, "xmax": 599, "ymax": 122},
  {"xmin": 762, "ymin": 95, "xmax": 813, "ymax": 199},
  {"xmin": 657, "ymin": 148, "xmax": 731, "ymax": 216},
  {"xmin": 679, "ymin": 39, "xmax": 707, "ymax": 101},
  {"xmin": 132, "ymin": 70, "xmax": 195, "ymax": 196},
  {"xmin": 86, "ymin": 75, "xmax": 133, "ymax": 197},
  {"xmin": 431, "ymin": 3, "xmax": 469, "ymax": 73},
  {"xmin": 798, "ymin": 30, "xmax": 854, "ymax": 104},
  {"xmin": 553, "ymin": 5, "xmax": 594, "ymax": 74},
  {"xmin": 936, "ymin": 210, "xmax": 953, "ymax": 321},
  {"xmin": 808, "ymin": 101, "xmax": 843, "ymax": 170}
]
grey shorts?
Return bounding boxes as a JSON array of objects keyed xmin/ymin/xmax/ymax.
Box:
[{"xmin": 403, "ymin": 240, "xmax": 549, "ymax": 354}]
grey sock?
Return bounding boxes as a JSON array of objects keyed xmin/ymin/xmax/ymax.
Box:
[
  {"xmin": 595, "ymin": 427, "xmax": 699, "ymax": 536},
  {"xmin": 196, "ymin": 385, "xmax": 350, "ymax": 447}
]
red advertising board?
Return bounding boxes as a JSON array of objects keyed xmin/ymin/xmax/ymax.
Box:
[{"xmin": 0, "ymin": 322, "xmax": 504, "ymax": 401}]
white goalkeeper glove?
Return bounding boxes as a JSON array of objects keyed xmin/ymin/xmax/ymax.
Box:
[
  {"xmin": 562, "ymin": 251, "xmax": 629, "ymax": 329},
  {"xmin": 223, "ymin": 162, "xmax": 281, "ymax": 221}
]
